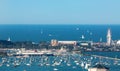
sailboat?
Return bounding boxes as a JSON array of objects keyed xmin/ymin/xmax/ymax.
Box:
[
  {"xmin": 81, "ymin": 62, "xmax": 84, "ymax": 67},
  {"xmin": 53, "ymin": 68, "xmax": 58, "ymax": 71},
  {"xmin": 85, "ymin": 63, "xmax": 91, "ymax": 69},
  {"xmin": 41, "ymin": 29, "xmax": 43, "ymax": 34},
  {"xmin": 0, "ymin": 63, "xmax": 3, "ymax": 67},
  {"xmin": 13, "ymin": 61, "xmax": 20, "ymax": 67}
]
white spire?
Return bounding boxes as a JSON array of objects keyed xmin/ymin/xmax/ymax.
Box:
[
  {"xmin": 107, "ymin": 28, "xmax": 111, "ymax": 46},
  {"xmin": 41, "ymin": 29, "xmax": 43, "ymax": 34}
]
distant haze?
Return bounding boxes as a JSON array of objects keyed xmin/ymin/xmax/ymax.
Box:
[{"xmin": 0, "ymin": 0, "xmax": 120, "ymax": 24}]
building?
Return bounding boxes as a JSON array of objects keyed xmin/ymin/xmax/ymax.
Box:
[
  {"xmin": 58, "ymin": 41, "xmax": 77, "ymax": 46},
  {"xmin": 51, "ymin": 39, "xmax": 58, "ymax": 46},
  {"xmin": 76, "ymin": 41, "xmax": 93, "ymax": 47},
  {"xmin": 51, "ymin": 39, "xmax": 77, "ymax": 46},
  {"xmin": 106, "ymin": 29, "xmax": 112, "ymax": 46},
  {"xmin": 51, "ymin": 39, "xmax": 93, "ymax": 47},
  {"xmin": 80, "ymin": 41, "xmax": 92, "ymax": 47}
]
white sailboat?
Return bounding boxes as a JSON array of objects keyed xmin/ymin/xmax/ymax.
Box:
[
  {"xmin": 53, "ymin": 68, "xmax": 58, "ymax": 71},
  {"xmin": 41, "ymin": 29, "xmax": 43, "ymax": 34}
]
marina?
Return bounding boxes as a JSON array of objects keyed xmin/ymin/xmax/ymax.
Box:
[
  {"xmin": 0, "ymin": 0, "xmax": 120, "ymax": 70},
  {"xmin": 0, "ymin": 25, "xmax": 120, "ymax": 71},
  {"xmin": 0, "ymin": 52, "xmax": 120, "ymax": 71}
]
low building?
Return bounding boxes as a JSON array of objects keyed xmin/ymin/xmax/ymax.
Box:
[
  {"xmin": 51, "ymin": 39, "xmax": 58, "ymax": 46},
  {"xmin": 58, "ymin": 41, "xmax": 77, "ymax": 46},
  {"xmin": 77, "ymin": 41, "xmax": 93, "ymax": 47},
  {"xmin": 80, "ymin": 42, "xmax": 89, "ymax": 46}
]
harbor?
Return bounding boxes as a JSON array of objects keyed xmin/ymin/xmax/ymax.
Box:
[
  {"xmin": 0, "ymin": 25, "xmax": 120, "ymax": 71},
  {"xmin": 1, "ymin": 52, "xmax": 120, "ymax": 71},
  {"xmin": 0, "ymin": 28, "xmax": 120, "ymax": 56},
  {"xmin": 0, "ymin": 0, "xmax": 120, "ymax": 70}
]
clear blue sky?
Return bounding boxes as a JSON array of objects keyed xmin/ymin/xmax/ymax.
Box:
[{"xmin": 0, "ymin": 0, "xmax": 120, "ymax": 24}]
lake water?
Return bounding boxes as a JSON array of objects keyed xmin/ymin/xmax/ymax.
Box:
[
  {"xmin": 0, "ymin": 24, "xmax": 120, "ymax": 71},
  {"xmin": 0, "ymin": 24, "xmax": 120, "ymax": 42}
]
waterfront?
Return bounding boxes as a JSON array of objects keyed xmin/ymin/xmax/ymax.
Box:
[
  {"xmin": 0, "ymin": 25, "xmax": 120, "ymax": 71},
  {"xmin": 0, "ymin": 25, "xmax": 120, "ymax": 53},
  {"xmin": 0, "ymin": 52, "xmax": 120, "ymax": 71},
  {"xmin": 1, "ymin": 0, "xmax": 120, "ymax": 70}
]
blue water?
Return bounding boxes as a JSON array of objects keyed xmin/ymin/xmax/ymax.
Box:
[
  {"xmin": 1, "ymin": 52, "xmax": 120, "ymax": 71},
  {"xmin": 85, "ymin": 52, "xmax": 120, "ymax": 58},
  {"xmin": 0, "ymin": 24, "xmax": 120, "ymax": 42},
  {"xmin": 0, "ymin": 24, "xmax": 120, "ymax": 71}
]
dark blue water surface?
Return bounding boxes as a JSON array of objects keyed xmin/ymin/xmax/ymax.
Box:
[{"xmin": 0, "ymin": 24, "xmax": 120, "ymax": 42}]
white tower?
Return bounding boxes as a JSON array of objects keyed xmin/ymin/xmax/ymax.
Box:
[{"xmin": 107, "ymin": 29, "xmax": 111, "ymax": 46}]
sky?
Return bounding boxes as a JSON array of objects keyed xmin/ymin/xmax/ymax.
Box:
[{"xmin": 0, "ymin": 0, "xmax": 120, "ymax": 25}]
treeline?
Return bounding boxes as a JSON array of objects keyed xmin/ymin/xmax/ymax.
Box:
[{"xmin": 0, "ymin": 40, "xmax": 74, "ymax": 51}]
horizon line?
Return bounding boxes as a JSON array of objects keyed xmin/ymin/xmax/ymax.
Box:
[{"xmin": 0, "ymin": 23, "xmax": 120, "ymax": 25}]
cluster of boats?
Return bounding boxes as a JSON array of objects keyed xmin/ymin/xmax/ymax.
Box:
[{"xmin": 0, "ymin": 52, "xmax": 120, "ymax": 71}]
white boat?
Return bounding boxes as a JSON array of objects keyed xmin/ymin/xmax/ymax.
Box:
[
  {"xmin": 0, "ymin": 63, "xmax": 3, "ymax": 67},
  {"xmin": 26, "ymin": 63, "xmax": 31, "ymax": 66},
  {"xmin": 53, "ymin": 68, "xmax": 58, "ymax": 71}
]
